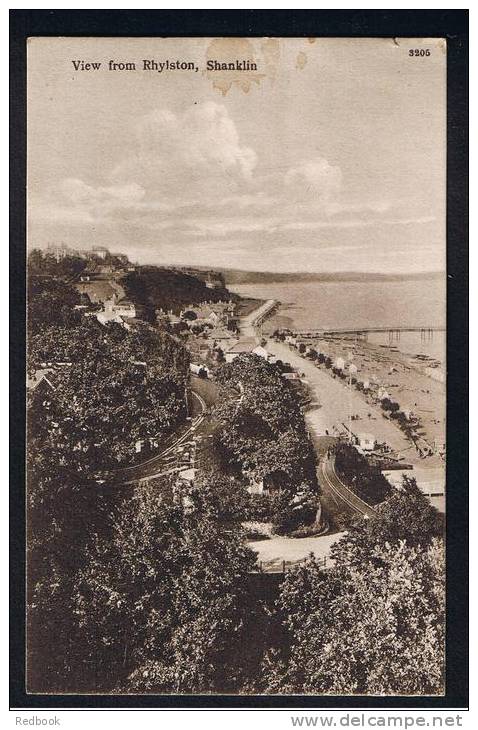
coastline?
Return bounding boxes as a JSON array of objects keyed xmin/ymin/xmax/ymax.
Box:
[{"xmin": 238, "ymin": 293, "xmax": 445, "ymax": 514}]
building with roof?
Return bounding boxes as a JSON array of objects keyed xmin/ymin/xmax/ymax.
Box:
[
  {"xmin": 382, "ymin": 467, "xmax": 445, "ymax": 512},
  {"xmin": 357, "ymin": 432, "xmax": 376, "ymax": 451},
  {"xmin": 252, "ymin": 345, "xmax": 269, "ymax": 360},
  {"xmin": 225, "ymin": 339, "xmax": 257, "ymax": 363},
  {"xmin": 46, "ymin": 243, "xmax": 71, "ymax": 262},
  {"xmin": 27, "ymin": 368, "xmax": 58, "ymax": 394},
  {"xmin": 92, "ymin": 246, "xmax": 109, "ymax": 260}
]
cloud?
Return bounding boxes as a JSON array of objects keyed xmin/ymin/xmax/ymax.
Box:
[
  {"xmin": 284, "ymin": 156, "xmax": 342, "ymax": 201},
  {"xmin": 29, "ymin": 101, "xmax": 441, "ymax": 274},
  {"xmin": 281, "ymin": 215, "xmax": 436, "ymax": 231},
  {"xmin": 62, "ymin": 178, "xmax": 146, "ymax": 206},
  {"xmin": 111, "ymin": 102, "xmax": 257, "ymax": 198}
]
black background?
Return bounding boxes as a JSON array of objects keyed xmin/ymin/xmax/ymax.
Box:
[{"xmin": 10, "ymin": 9, "xmax": 468, "ymax": 711}]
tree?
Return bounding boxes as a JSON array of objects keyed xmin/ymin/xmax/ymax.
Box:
[
  {"xmin": 28, "ymin": 277, "xmax": 82, "ymax": 333},
  {"xmin": 334, "ymin": 442, "xmax": 391, "ymax": 506},
  {"xmin": 182, "ymin": 310, "xmax": 197, "ymax": 321},
  {"xmin": 28, "ymin": 249, "xmax": 87, "ymax": 278},
  {"xmin": 28, "ymin": 317, "xmax": 190, "ymax": 466},
  {"xmin": 347, "ymin": 475, "xmax": 444, "ymax": 549},
  {"xmin": 262, "ymin": 538, "xmax": 444, "ymax": 695},
  {"xmin": 26, "ymin": 278, "xmax": 193, "ymax": 691},
  {"xmin": 259, "ymin": 474, "xmax": 446, "ymax": 696},
  {"xmin": 74, "ymin": 479, "xmax": 264, "ymax": 693},
  {"xmin": 26, "ymin": 392, "xmax": 116, "ymax": 692},
  {"xmin": 214, "ymin": 355, "xmax": 318, "ymax": 503}
]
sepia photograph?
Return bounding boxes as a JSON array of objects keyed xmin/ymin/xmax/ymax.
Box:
[{"xmin": 22, "ymin": 31, "xmax": 453, "ymax": 700}]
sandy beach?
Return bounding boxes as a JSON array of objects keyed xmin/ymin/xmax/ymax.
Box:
[
  {"xmin": 301, "ymin": 333, "xmax": 445, "ymax": 456},
  {"xmin": 239, "ymin": 298, "xmax": 445, "ymax": 512}
]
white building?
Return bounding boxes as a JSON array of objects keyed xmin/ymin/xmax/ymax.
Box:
[
  {"xmin": 46, "ymin": 243, "xmax": 70, "ymax": 262},
  {"xmin": 383, "ymin": 467, "xmax": 445, "ymax": 512},
  {"xmin": 190, "ymin": 363, "xmax": 210, "ymax": 377},
  {"xmin": 92, "ymin": 246, "xmax": 109, "ymax": 260},
  {"xmin": 110, "ymin": 299, "xmax": 136, "ymax": 318},
  {"xmin": 252, "ymin": 345, "xmax": 269, "ymax": 359},
  {"xmin": 225, "ymin": 339, "xmax": 257, "ymax": 363},
  {"xmin": 358, "ymin": 432, "xmax": 376, "ymax": 451}
]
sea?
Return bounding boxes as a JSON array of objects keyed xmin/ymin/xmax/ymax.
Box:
[{"xmin": 229, "ymin": 277, "xmax": 446, "ymax": 364}]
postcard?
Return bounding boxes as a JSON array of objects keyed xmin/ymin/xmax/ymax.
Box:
[{"xmin": 25, "ymin": 35, "xmax": 448, "ymax": 698}]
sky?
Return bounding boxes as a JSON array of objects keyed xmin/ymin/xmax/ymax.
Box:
[{"xmin": 27, "ymin": 36, "xmax": 446, "ymax": 273}]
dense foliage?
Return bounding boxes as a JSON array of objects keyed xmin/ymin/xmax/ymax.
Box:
[
  {"xmin": 334, "ymin": 441, "xmax": 392, "ymax": 505},
  {"xmin": 28, "ymin": 248, "xmax": 87, "ymax": 279},
  {"xmin": 214, "ymin": 355, "xmax": 318, "ymax": 494},
  {"xmin": 28, "ymin": 317, "xmax": 189, "ymax": 466},
  {"xmin": 26, "ymin": 272, "xmax": 445, "ymax": 697},
  {"xmin": 260, "ymin": 480, "xmax": 445, "ymax": 695},
  {"xmin": 26, "ymin": 276, "xmax": 192, "ymax": 691},
  {"xmin": 73, "ymin": 480, "xmax": 268, "ymax": 693},
  {"xmin": 28, "ymin": 276, "xmax": 84, "ymax": 332},
  {"xmin": 123, "ymin": 267, "xmax": 237, "ymax": 320}
]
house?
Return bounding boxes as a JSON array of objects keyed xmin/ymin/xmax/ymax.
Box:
[
  {"xmin": 383, "ymin": 467, "xmax": 445, "ymax": 512},
  {"xmin": 252, "ymin": 345, "xmax": 269, "ymax": 359},
  {"xmin": 27, "ymin": 368, "xmax": 61, "ymax": 409},
  {"xmin": 92, "ymin": 246, "xmax": 109, "ymax": 260},
  {"xmin": 247, "ymin": 479, "xmax": 264, "ymax": 495},
  {"xmin": 94, "ymin": 310, "xmax": 126, "ymax": 328},
  {"xmin": 207, "ymin": 311, "xmax": 220, "ymax": 326},
  {"xmin": 88, "ymin": 297, "xmax": 137, "ymax": 329},
  {"xmin": 112, "ymin": 253, "xmax": 129, "ymax": 266},
  {"xmin": 46, "ymin": 243, "xmax": 70, "ymax": 262},
  {"xmin": 335, "ymin": 357, "xmax": 345, "ymax": 370},
  {"xmin": 225, "ymin": 339, "xmax": 257, "ymax": 363},
  {"xmin": 190, "ymin": 363, "xmax": 210, "ymax": 378},
  {"xmin": 348, "ymin": 363, "xmax": 358, "ymax": 375},
  {"xmin": 111, "ymin": 299, "xmax": 136, "ymax": 318},
  {"xmin": 282, "ymin": 372, "xmax": 300, "ymax": 381},
  {"xmin": 358, "ymin": 432, "xmax": 376, "ymax": 451},
  {"xmin": 27, "ymin": 368, "xmax": 58, "ymax": 394},
  {"xmin": 167, "ymin": 312, "xmax": 182, "ymax": 326},
  {"xmin": 211, "ymin": 328, "xmax": 235, "ymax": 343}
]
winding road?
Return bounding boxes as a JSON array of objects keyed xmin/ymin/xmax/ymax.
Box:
[
  {"xmin": 318, "ymin": 451, "xmax": 376, "ymax": 519},
  {"xmin": 116, "ymin": 384, "xmax": 209, "ymax": 485}
]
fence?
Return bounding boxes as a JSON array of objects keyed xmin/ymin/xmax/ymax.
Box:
[{"xmin": 256, "ymin": 555, "xmax": 328, "ymax": 574}]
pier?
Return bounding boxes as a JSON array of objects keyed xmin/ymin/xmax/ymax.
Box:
[{"xmin": 287, "ymin": 325, "xmax": 445, "ymax": 341}]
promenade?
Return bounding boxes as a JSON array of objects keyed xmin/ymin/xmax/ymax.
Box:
[
  {"xmin": 240, "ymin": 299, "xmax": 277, "ymax": 339},
  {"xmin": 265, "ymin": 337, "xmax": 413, "ymax": 461}
]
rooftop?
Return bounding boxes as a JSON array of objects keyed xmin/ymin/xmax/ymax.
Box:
[{"xmin": 226, "ymin": 339, "xmax": 257, "ymax": 354}]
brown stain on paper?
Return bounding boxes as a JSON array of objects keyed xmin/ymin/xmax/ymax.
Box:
[
  {"xmin": 296, "ymin": 51, "xmax": 308, "ymax": 71},
  {"xmin": 260, "ymin": 37, "xmax": 281, "ymax": 83},
  {"xmin": 205, "ymin": 38, "xmax": 266, "ymax": 95}
]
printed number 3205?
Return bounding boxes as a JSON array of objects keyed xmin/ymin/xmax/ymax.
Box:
[{"xmin": 409, "ymin": 49, "xmax": 431, "ymax": 57}]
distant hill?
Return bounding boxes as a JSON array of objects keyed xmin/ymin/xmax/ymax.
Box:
[
  {"xmin": 122, "ymin": 266, "xmax": 237, "ymax": 320},
  {"xmin": 219, "ymin": 269, "xmax": 445, "ymax": 285}
]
